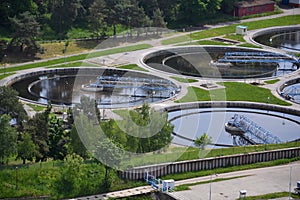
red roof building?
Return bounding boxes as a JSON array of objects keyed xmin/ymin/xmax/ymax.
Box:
[{"xmin": 233, "ymin": 0, "xmax": 275, "ymax": 17}]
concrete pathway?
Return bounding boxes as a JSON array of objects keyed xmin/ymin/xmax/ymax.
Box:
[{"xmin": 171, "ymin": 161, "xmax": 300, "ymax": 200}]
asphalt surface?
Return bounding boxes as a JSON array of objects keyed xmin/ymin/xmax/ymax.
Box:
[{"xmin": 171, "ymin": 161, "xmax": 300, "ymax": 200}]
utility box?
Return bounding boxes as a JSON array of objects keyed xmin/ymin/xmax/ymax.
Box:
[
  {"xmin": 236, "ymin": 25, "xmax": 248, "ymax": 35},
  {"xmin": 162, "ymin": 179, "xmax": 175, "ymax": 192},
  {"xmin": 297, "ymin": 181, "xmax": 300, "ymax": 188}
]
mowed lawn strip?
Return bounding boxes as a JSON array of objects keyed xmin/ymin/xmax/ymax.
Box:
[
  {"xmin": 162, "ymin": 15, "xmax": 300, "ymax": 45},
  {"xmin": 176, "ymin": 82, "xmax": 291, "ymax": 106},
  {"xmin": 0, "ymin": 44, "xmax": 152, "ymax": 74}
]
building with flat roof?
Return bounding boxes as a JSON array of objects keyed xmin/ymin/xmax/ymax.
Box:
[{"xmin": 233, "ymin": 0, "xmax": 275, "ymax": 17}]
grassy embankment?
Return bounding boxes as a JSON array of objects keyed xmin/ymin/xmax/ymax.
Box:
[
  {"xmin": 0, "ymin": 44, "xmax": 152, "ymax": 76},
  {"xmin": 1, "ymin": 144, "xmax": 300, "ymax": 199},
  {"xmin": 176, "ymin": 82, "xmax": 291, "ymax": 106},
  {"xmin": 162, "ymin": 15, "xmax": 300, "ymax": 45}
]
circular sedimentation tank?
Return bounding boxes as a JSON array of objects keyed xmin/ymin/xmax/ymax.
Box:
[
  {"xmin": 252, "ymin": 26, "xmax": 300, "ymax": 53},
  {"xmin": 143, "ymin": 46, "xmax": 299, "ymax": 79},
  {"xmin": 279, "ymin": 78, "xmax": 300, "ymax": 104},
  {"xmin": 166, "ymin": 103, "xmax": 300, "ymax": 147},
  {"xmin": 8, "ymin": 68, "xmax": 180, "ymax": 108}
]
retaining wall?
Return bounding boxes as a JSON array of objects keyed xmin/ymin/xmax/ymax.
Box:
[
  {"xmin": 119, "ymin": 147, "xmax": 300, "ymax": 180},
  {"xmin": 163, "ymin": 101, "xmax": 300, "ymax": 116}
]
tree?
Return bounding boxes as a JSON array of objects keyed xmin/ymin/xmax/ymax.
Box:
[
  {"xmin": 88, "ymin": 0, "xmax": 108, "ymax": 38},
  {"xmin": 69, "ymin": 126, "xmax": 89, "ymax": 159},
  {"xmin": 8, "ymin": 11, "xmax": 43, "ymax": 56},
  {"xmin": 138, "ymin": 0, "xmax": 159, "ymax": 18},
  {"xmin": 52, "ymin": 153, "xmax": 84, "ymax": 196},
  {"xmin": 117, "ymin": 103, "xmax": 173, "ymax": 153},
  {"xmin": 0, "ymin": 86, "xmax": 26, "ymax": 127},
  {"xmin": 26, "ymin": 106, "xmax": 51, "ymax": 162},
  {"xmin": 194, "ymin": 133, "xmax": 212, "ymax": 150},
  {"xmin": 152, "ymin": 8, "xmax": 166, "ymax": 28},
  {"xmin": 48, "ymin": 115, "xmax": 69, "ymax": 160},
  {"xmin": 206, "ymin": 0, "xmax": 222, "ymax": 17},
  {"xmin": 17, "ymin": 133, "xmax": 37, "ymax": 164},
  {"xmin": 177, "ymin": 0, "xmax": 206, "ymax": 25},
  {"xmin": 0, "ymin": 114, "xmax": 17, "ymax": 164},
  {"xmin": 94, "ymin": 138, "xmax": 124, "ymax": 190},
  {"xmin": 157, "ymin": 0, "xmax": 178, "ymax": 23},
  {"xmin": 221, "ymin": 0, "xmax": 238, "ymax": 14},
  {"xmin": 50, "ymin": 0, "xmax": 82, "ymax": 38}
]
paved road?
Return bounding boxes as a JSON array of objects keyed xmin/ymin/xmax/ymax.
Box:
[{"xmin": 171, "ymin": 161, "xmax": 300, "ymax": 200}]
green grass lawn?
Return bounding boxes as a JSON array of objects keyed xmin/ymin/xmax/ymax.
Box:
[
  {"xmin": 0, "ymin": 44, "xmax": 152, "ymax": 74},
  {"xmin": 26, "ymin": 104, "xmax": 47, "ymax": 112},
  {"xmin": 242, "ymin": 192, "xmax": 300, "ymax": 200},
  {"xmin": 161, "ymin": 35, "xmax": 191, "ymax": 45},
  {"xmin": 46, "ymin": 61, "xmax": 101, "ymax": 68},
  {"xmin": 178, "ymin": 40, "xmax": 231, "ymax": 46},
  {"xmin": 264, "ymin": 79, "xmax": 280, "ymax": 84},
  {"xmin": 163, "ymin": 15, "xmax": 300, "ymax": 45},
  {"xmin": 170, "ymin": 76, "xmax": 198, "ymax": 83},
  {"xmin": 224, "ymin": 34, "xmax": 246, "ymax": 42},
  {"xmin": 237, "ymin": 43, "xmax": 262, "ymax": 48},
  {"xmin": 0, "ymin": 72, "xmax": 15, "ymax": 80},
  {"xmin": 1, "ymin": 141, "xmax": 299, "ymax": 198},
  {"xmin": 176, "ymin": 82, "xmax": 291, "ymax": 106},
  {"xmin": 116, "ymin": 64, "xmax": 148, "ymax": 72}
]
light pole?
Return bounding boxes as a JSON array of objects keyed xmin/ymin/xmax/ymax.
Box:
[
  {"xmin": 289, "ymin": 165, "xmax": 292, "ymax": 200},
  {"xmin": 3, "ymin": 54, "xmax": 7, "ymax": 75},
  {"xmin": 209, "ymin": 174, "xmax": 218, "ymax": 200},
  {"xmin": 15, "ymin": 167, "xmax": 18, "ymax": 190}
]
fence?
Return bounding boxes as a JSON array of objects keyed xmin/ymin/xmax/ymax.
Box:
[{"xmin": 119, "ymin": 147, "xmax": 300, "ymax": 180}]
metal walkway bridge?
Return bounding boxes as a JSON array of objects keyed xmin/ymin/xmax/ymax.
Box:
[
  {"xmin": 218, "ymin": 52, "xmax": 299, "ymax": 66},
  {"xmin": 283, "ymin": 86, "xmax": 300, "ymax": 97},
  {"xmin": 230, "ymin": 114, "xmax": 282, "ymax": 146},
  {"xmin": 90, "ymin": 76, "xmax": 178, "ymax": 91}
]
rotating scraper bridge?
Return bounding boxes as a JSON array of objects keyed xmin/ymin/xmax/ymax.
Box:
[
  {"xmin": 84, "ymin": 75, "xmax": 180, "ymax": 98},
  {"xmin": 226, "ymin": 114, "xmax": 282, "ymax": 146},
  {"xmin": 218, "ymin": 51, "xmax": 300, "ymax": 67}
]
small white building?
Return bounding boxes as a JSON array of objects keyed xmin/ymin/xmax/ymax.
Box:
[
  {"xmin": 236, "ymin": 25, "xmax": 248, "ymax": 35},
  {"xmin": 162, "ymin": 179, "xmax": 175, "ymax": 192}
]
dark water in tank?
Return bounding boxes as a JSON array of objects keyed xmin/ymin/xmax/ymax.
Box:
[
  {"xmin": 168, "ymin": 108, "xmax": 300, "ymax": 147},
  {"xmin": 10, "ymin": 69, "xmax": 178, "ymax": 108},
  {"xmin": 254, "ymin": 30, "xmax": 300, "ymax": 53}
]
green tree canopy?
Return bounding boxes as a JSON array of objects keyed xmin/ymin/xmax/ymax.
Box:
[
  {"xmin": 8, "ymin": 11, "xmax": 43, "ymax": 56},
  {"xmin": 0, "ymin": 114, "xmax": 18, "ymax": 164},
  {"xmin": 194, "ymin": 133, "xmax": 212, "ymax": 150},
  {"xmin": 48, "ymin": 115, "xmax": 69, "ymax": 160},
  {"xmin": 17, "ymin": 132, "xmax": 37, "ymax": 164},
  {"xmin": 0, "ymin": 86, "xmax": 26, "ymax": 128},
  {"xmin": 26, "ymin": 107, "xmax": 51, "ymax": 162}
]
